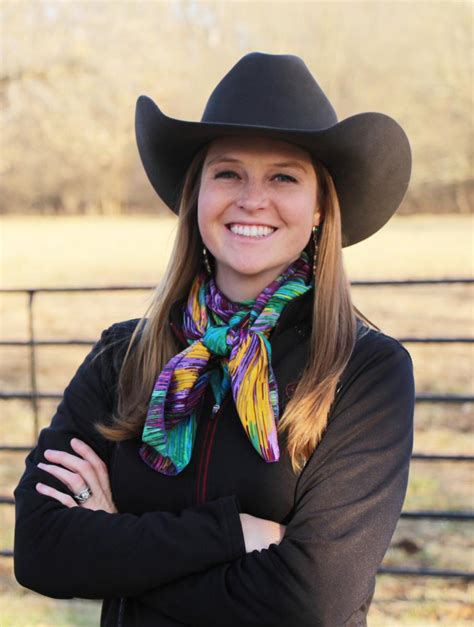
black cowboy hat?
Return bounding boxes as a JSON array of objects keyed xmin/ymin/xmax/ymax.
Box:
[{"xmin": 135, "ymin": 52, "xmax": 411, "ymax": 247}]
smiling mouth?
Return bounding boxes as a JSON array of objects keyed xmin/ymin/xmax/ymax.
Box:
[{"xmin": 227, "ymin": 224, "xmax": 277, "ymax": 238}]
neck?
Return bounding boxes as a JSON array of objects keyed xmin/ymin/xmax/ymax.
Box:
[
  {"xmin": 215, "ymin": 257, "xmax": 304, "ymax": 303},
  {"xmin": 214, "ymin": 260, "xmax": 299, "ymax": 303}
]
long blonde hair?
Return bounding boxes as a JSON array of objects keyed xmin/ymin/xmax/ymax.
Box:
[{"xmin": 95, "ymin": 143, "xmax": 361, "ymax": 473}]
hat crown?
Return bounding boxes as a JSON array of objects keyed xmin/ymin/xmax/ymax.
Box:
[{"xmin": 201, "ymin": 52, "xmax": 338, "ymax": 131}]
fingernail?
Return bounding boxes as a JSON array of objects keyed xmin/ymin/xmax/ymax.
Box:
[{"xmin": 38, "ymin": 463, "xmax": 45, "ymax": 469}]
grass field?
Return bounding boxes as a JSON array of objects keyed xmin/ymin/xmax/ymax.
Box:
[{"xmin": 1, "ymin": 214, "xmax": 473, "ymax": 626}]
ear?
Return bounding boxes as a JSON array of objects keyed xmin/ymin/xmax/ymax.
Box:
[{"xmin": 313, "ymin": 208, "xmax": 324, "ymax": 226}]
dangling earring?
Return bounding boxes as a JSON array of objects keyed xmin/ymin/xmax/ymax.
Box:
[
  {"xmin": 202, "ymin": 246, "xmax": 212, "ymax": 274},
  {"xmin": 312, "ymin": 225, "xmax": 320, "ymax": 275}
]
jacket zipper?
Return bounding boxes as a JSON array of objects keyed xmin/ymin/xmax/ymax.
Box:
[
  {"xmin": 195, "ymin": 396, "xmax": 230, "ymax": 504},
  {"xmin": 117, "ymin": 597, "xmax": 125, "ymax": 626}
]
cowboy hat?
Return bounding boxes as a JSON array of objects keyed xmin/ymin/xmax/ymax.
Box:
[{"xmin": 135, "ymin": 52, "xmax": 411, "ymax": 247}]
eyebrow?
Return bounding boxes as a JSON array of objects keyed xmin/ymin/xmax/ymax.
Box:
[
  {"xmin": 272, "ymin": 160, "xmax": 309, "ymax": 173},
  {"xmin": 206, "ymin": 156, "xmax": 308, "ymax": 173},
  {"xmin": 206, "ymin": 156, "xmax": 241, "ymax": 166}
]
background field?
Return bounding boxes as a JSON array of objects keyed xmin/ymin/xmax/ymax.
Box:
[
  {"xmin": 1, "ymin": 214, "xmax": 473, "ymax": 626},
  {"xmin": 2, "ymin": 1, "xmax": 473, "ymax": 217}
]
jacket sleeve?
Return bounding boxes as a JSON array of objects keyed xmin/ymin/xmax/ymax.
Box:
[
  {"xmin": 13, "ymin": 323, "xmax": 245, "ymax": 600},
  {"xmin": 135, "ymin": 335, "xmax": 415, "ymax": 626}
]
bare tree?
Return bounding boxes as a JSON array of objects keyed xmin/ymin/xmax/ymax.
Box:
[{"xmin": 1, "ymin": 1, "xmax": 472, "ymax": 214}]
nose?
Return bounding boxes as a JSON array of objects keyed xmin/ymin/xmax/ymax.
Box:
[{"xmin": 236, "ymin": 178, "xmax": 269, "ymax": 211}]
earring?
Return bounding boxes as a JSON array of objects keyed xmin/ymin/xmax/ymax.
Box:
[
  {"xmin": 202, "ymin": 246, "xmax": 212, "ymax": 274},
  {"xmin": 312, "ymin": 225, "xmax": 320, "ymax": 275}
]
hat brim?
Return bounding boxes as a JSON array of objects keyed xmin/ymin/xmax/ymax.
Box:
[{"xmin": 135, "ymin": 95, "xmax": 411, "ymax": 247}]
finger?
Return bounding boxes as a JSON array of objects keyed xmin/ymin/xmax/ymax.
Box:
[
  {"xmin": 69, "ymin": 440, "xmax": 117, "ymax": 514},
  {"xmin": 36, "ymin": 482, "xmax": 78, "ymax": 508},
  {"xmin": 70, "ymin": 439, "xmax": 110, "ymax": 488},
  {"xmin": 43, "ymin": 449, "xmax": 101, "ymax": 497},
  {"xmin": 37, "ymin": 462, "xmax": 87, "ymax": 495}
]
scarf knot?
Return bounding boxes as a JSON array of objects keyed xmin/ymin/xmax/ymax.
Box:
[
  {"xmin": 139, "ymin": 252, "xmax": 313, "ymax": 475},
  {"xmin": 202, "ymin": 325, "xmax": 244, "ymax": 357}
]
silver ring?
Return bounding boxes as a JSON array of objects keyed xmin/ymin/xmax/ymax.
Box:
[{"xmin": 73, "ymin": 485, "xmax": 93, "ymax": 504}]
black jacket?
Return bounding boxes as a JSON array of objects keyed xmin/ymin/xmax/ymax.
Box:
[{"xmin": 13, "ymin": 289, "xmax": 415, "ymax": 626}]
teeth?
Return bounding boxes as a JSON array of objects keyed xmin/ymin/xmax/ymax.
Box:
[{"xmin": 229, "ymin": 224, "xmax": 275, "ymax": 238}]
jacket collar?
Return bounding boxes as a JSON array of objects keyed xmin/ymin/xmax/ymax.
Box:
[{"xmin": 167, "ymin": 285, "xmax": 367, "ymax": 354}]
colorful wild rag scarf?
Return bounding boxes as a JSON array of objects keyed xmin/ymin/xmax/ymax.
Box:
[{"xmin": 139, "ymin": 252, "xmax": 313, "ymax": 475}]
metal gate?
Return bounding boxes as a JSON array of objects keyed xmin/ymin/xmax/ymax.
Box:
[{"xmin": 1, "ymin": 279, "xmax": 473, "ymax": 580}]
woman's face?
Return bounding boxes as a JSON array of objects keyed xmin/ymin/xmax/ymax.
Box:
[{"xmin": 198, "ymin": 135, "xmax": 322, "ymax": 301}]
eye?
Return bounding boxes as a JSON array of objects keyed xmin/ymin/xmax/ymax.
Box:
[
  {"xmin": 214, "ymin": 170, "xmax": 240, "ymax": 180},
  {"xmin": 272, "ymin": 173, "xmax": 298, "ymax": 183}
]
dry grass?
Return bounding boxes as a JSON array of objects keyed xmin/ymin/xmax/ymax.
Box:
[
  {"xmin": 1, "ymin": 214, "xmax": 473, "ymax": 625},
  {"xmin": 2, "ymin": 214, "xmax": 473, "ymax": 289}
]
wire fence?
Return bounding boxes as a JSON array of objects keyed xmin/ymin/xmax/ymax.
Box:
[{"xmin": 1, "ymin": 279, "xmax": 473, "ymax": 579}]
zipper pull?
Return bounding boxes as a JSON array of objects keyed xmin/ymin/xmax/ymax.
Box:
[{"xmin": 210, "ymin": 403, "xmax": 220, "ymax": 419}]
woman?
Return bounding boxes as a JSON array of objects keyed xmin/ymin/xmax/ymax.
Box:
[{"xmin": 14, "ymin": 52, "xmax": 415, "ymax": 626}]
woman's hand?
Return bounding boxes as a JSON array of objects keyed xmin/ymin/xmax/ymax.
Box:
[
  {"xmin": 35, "ymin": 438, "xmax": 118, "ymax": 513},
  {"xmin": 239, "ymin": 513, "xmax": 286, "ymax": 553}
]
